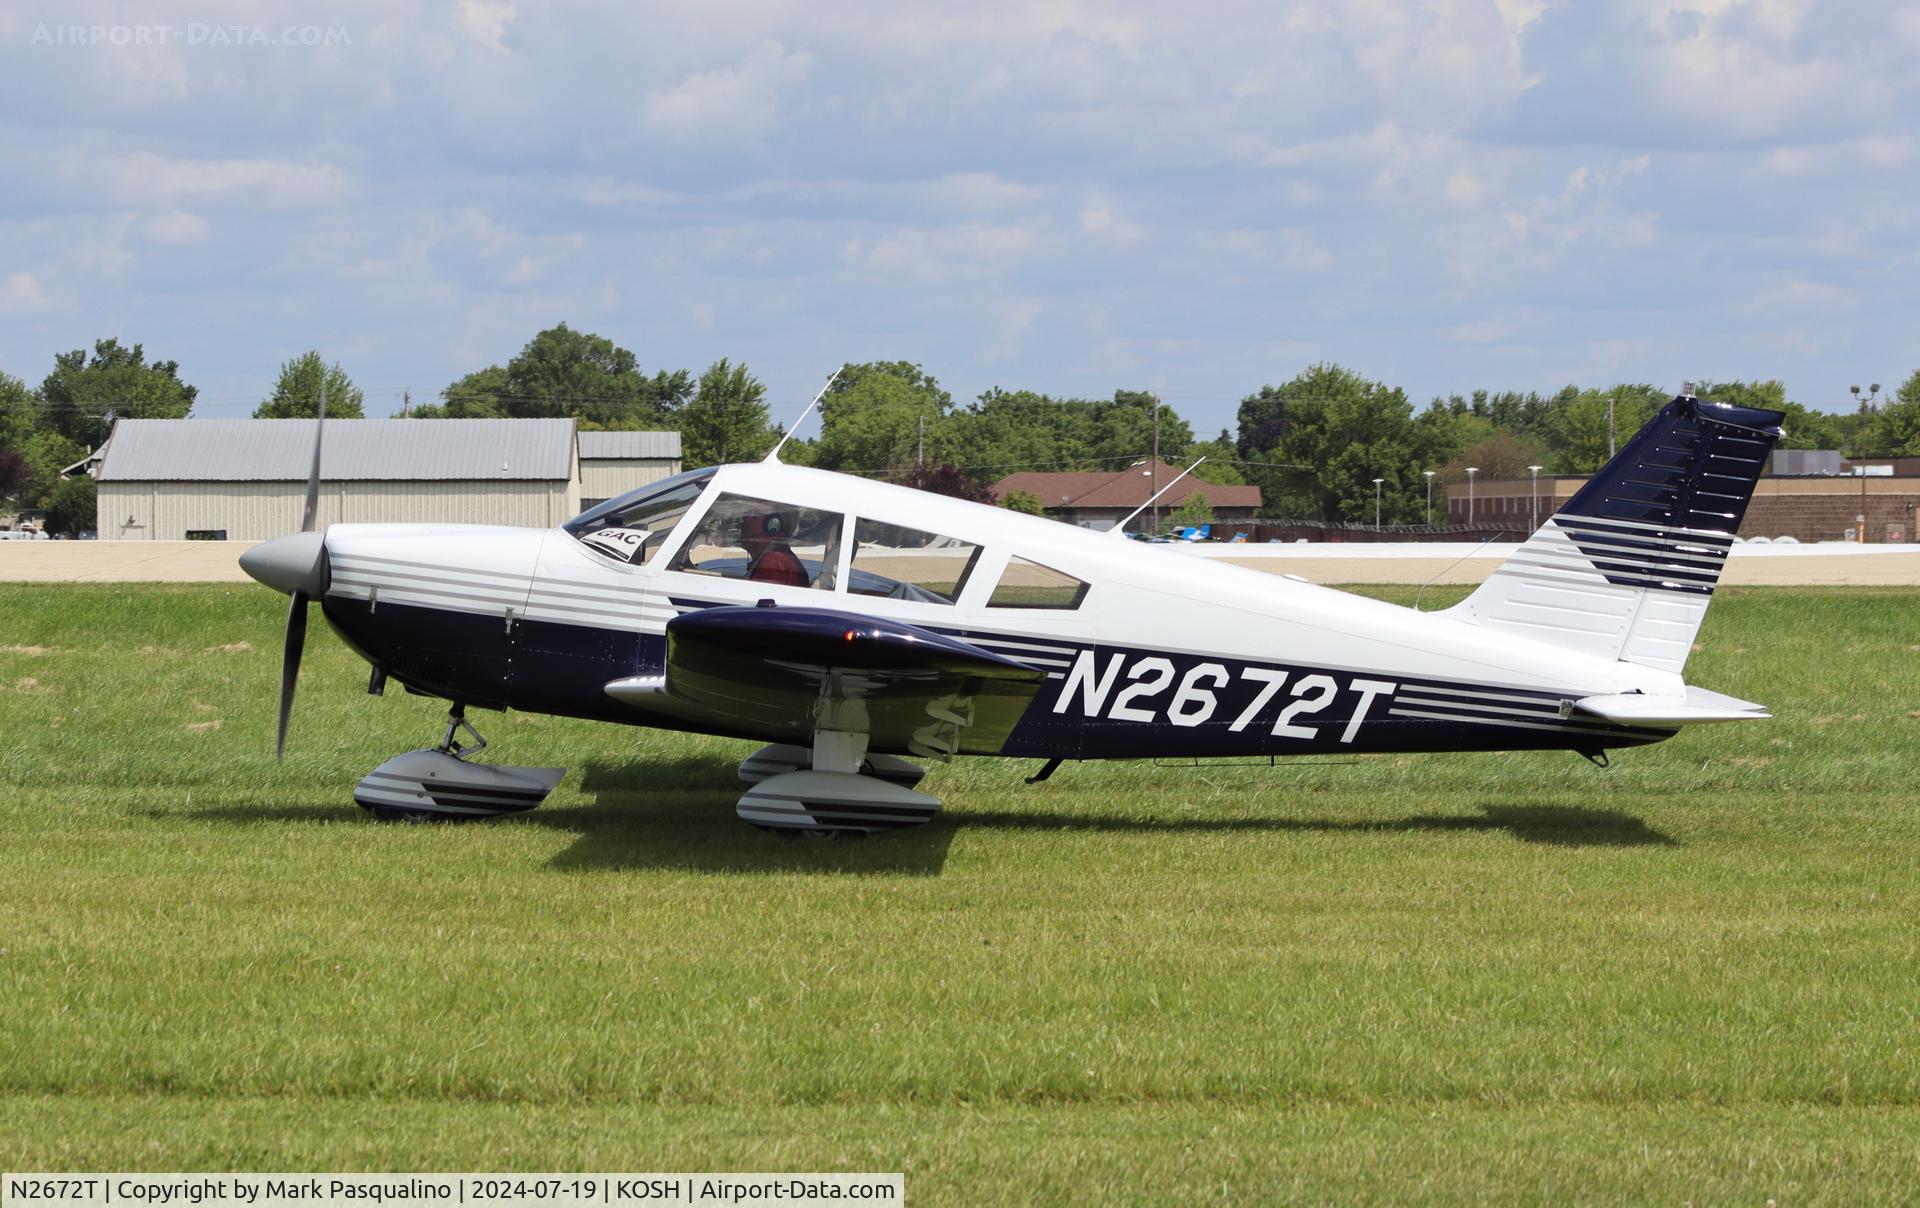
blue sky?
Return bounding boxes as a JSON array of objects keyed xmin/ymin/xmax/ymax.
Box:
[{"xmin": 1, "ymin": 1, "xmax": 1914, "ymax": 435}]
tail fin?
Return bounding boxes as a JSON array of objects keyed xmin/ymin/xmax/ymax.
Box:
[{"xmin": 1448, "ymin": 394, "xmax": 1783, "ymax": 674}]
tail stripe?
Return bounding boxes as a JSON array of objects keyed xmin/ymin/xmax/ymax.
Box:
[{"xmin": 1449, "ymin": 395, "xmax": 1783, "ymax": 674}]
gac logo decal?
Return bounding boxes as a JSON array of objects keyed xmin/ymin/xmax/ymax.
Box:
[{"xmin": 1051, "ymin": 650, "xmax": 1395, "ymax": 742}]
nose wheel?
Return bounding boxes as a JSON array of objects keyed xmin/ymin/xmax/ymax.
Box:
[{"xmin": 354, "ymin": 704, "xmax": 566, "ymax": 822}]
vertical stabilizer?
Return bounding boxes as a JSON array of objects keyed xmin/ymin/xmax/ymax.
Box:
[{"xmin": 1446, "ymin": 394, "xmax": 1783, "ymax": 674}]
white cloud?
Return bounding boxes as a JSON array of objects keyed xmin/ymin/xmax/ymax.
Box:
[
  {"xmin": 1735, "ymin": 278, "xmax": 1858, "ymax": 320},
  {"xmin": 568, "ymin": 178, "xmax": 683, "ymax": 207},
  {"xmin": 0, "ymin": 0, "xmax": 1913, "ymax": 422},
  {"xmin": 1078, "ymin": 193, "xmax": 1143, "ymax": 245},
  {"xmin": 141, "ymin": 211, "xmax": 209, "ymax": 245},
  {"xmin": 1443, "ymin": 169, "xmax": 1488, "ymax": 208},
  {"xmin": 984, "ymin": 297, "xmax": 1044, "ymax": 363},
  {"xmin": 1278, "ymin": 229, "xmax": 1334, "ymax": 272},
  {"xmin": 931, "ymin": 172, "xmax": 1048, "ymax": 214},
  {"xmin": 643, "ymin": 40, "xmax": 813, "ymax": 145},
  {"xmin": 109, "ymin": 152, "xmax": 353, "ymax": 210},
  {"xmin": 1858, "ymin": 135, "xmax": 1912, "ymax": 167},
  {"xmin": 455, "ymin": 0, "xmax": 517, "ymax": 54},
  {"xmin": 0, "ymin": 271, "xmax": 52, "ymax": 317},
  {"xmin": 842, "ymin": 220, "xmax": 1047, "ymax": 285}
]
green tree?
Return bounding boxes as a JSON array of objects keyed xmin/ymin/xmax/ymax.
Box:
[
  {"xmin": 0, "ymin": 450, "xmax": 29, "ymax": 509},
  {"xmin": 1000, "ymin": 488, "xmax": 1045, "ymax": 515},
  {"xmin": 1451, "ymin": 390, "xmax": 1554, "ymax": 438},
  {"xmin": 1537, "ymin": 384, "xmax": 1664, "ymax": 472},
  {"xmin": 1438, "ymin": 430, "xmax": 1551, "ymax": 484},
  {"xmin": 40, "ymin": 338, "xmax": 197, "ymax": 448},
  {"xmin": 949, "ymin": 388, "xmax": 1078, "ymax": 472},
  {"xmin": 947, "ymin": 387, "xmax": 1195, "ymax": 485},
  {"xmin": 1171, "ymin": 491, "xmax": 1214, "ymax": 528},
  {"xmin": 426, "ymin": 325, "xmax": 689, "ymax": 428},
  {"xmin": 1235, "ymin": 364, "xmax": 1426, "ymax": 522},
  {"xmin": 520, "ymin": 324, "xmax": 689, "ymax": 428},
  {"xmin": 1874, "ymin": 369, "xmax": 1920, "ymax": 456},
  {"xmin": 253, "ymin": 351, "xmax": 366, "ymax": 418},
  {"xmin": 421, "ymin": 364, "xmax": 511, "ymax": 417},
  {"xmin": 43, "ymin": 476, "xmax": 96, "ymax": 536},
  {"xmin": 815, "ymin": 361, "xmax": 955, "ymax": 475},
  {"xmin": 1697, "ymin": 380, "xmax": 1842, "ymax": 451},
  {"xmin": 681, "ymin": 358, "xmax": 773, "ymax": 466},
  {"xmin": 1091, "ymin": 391, "xmax": 1191, "ymax": 466},
  {"xmin": 18, "ymin": 431, "xmax": 84, "ymax": 508},
  {"xmin": 1183, "ymin": 430, "xmax": 1247, "ymax": 485},
  {"xmin": 0, "ymin": 371, "xmax": 36, "ymax": 452}
]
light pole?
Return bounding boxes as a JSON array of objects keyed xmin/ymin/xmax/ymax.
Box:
[
  {"xmin": 1423, "ymin": 470, "xmax": 1435, "ymax": 528},
  {"xmin": 1465, "ymin": 467, "xmax": 1478, "ymax": 527},
  {"xmin": 1372, "ymin": 477, "xmax": 1384, "ymax": 527},
  {"xmin": 1851, "ymin": 384, "xmax": 1881, "ymax": 543},
  {"xmin": 1527, "ymin": 464, "xmax": 1542, "ymax": 532}
]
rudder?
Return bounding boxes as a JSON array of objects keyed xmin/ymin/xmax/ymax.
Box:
[{"xmin": 1447, "ymin": 393, "xmax": 1784, "ymax": 674}]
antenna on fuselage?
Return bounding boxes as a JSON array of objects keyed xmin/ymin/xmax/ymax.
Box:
[
  {"xmin": 1109, "ymin": 456, "xmax": 1206, "ymax": 538},
  {"xmin": 765, "ymin": 367, "xmax": 842, "ymax": 464}
]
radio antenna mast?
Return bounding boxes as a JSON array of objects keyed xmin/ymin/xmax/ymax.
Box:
[
  {"xmin": 1109, "ymin": 457, "xmax": 1206, "ymax": 538},
  {"xmin": 765, "ymin": 367, "xmax": 842, "ymax": 463}
]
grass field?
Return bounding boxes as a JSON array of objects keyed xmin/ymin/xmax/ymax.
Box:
[{"xmin": 2, "ymin": 583, "xmax": 1919, "ymax": 1203}]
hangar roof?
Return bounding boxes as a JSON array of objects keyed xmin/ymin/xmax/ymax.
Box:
[
  {"xmin": 578, "ymin": 430, "xmax": 682, "ymax": 460},
  {"xmin": 96, "ymin": 418, "xmax": 578, "ymax": 482}
]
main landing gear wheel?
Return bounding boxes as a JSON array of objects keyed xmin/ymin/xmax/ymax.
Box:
[
  {"xmin": 355, "ymin": 705, "xmax": 566, "ymax": 822},
  {"xmin": 737, "ymin": 742, "xmax": 926, "ymax": 789},
  {"xmin": 736, "ymin": 733, "xmax": 939, "ymax": 836},
  {"xmin": 737, "ymin": 770, "xmax": 942, "ymax": 836}
]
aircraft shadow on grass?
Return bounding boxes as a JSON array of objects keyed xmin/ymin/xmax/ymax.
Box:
[
  {"xmin": 943, "ymin": 801, "xmax": 1678, "ymax": 848},
  {"xmin": 186, "ymin": 756, "xmax": 1674, "ymax": 879}
]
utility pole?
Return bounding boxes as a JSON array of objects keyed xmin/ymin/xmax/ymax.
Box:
[
  {"xmin": 402, "ymin": 389, "xmax": 411, "ymax": 417},
  {"xmin": 916, "ymin": 413, "xmax": 925, "ymax": 473},
  {"xmin": 1607, "ymin": 394, "xmax": 1616, "ymax": 459}
]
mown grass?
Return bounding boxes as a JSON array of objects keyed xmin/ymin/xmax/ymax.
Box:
[{"xmin": 2, "ymin": 583, "xmax": 1919, "ymax": 1203}]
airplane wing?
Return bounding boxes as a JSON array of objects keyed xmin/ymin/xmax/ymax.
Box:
[{"xmin": 604, "ymin": 605, "xmax": 1048, "ymax": 758}]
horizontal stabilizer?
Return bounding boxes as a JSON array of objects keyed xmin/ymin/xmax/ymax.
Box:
[{"xmin": 1572, "ymin": 686, "xmax": 1770, "ymax": 727}]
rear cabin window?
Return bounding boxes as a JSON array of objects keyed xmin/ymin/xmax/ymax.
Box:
[
  {"xmin": 848, "ymin": 519, "xmax": 981, "ymax": 605},
  {"xmin": 667, "ymin": 493, "xmax": 844, "ymax": 591},
  {"xmin": 987, "ymin": 557, "xmax": 1089, "ymax": 609}
]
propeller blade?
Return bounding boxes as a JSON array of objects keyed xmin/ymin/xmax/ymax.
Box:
[
  {"xmin": 276, "ymin": 590, "xmax": 309, "ymax": 761},
  {"xmin": 300, "ymin": 376, "xmax": 327, "ymax": 532}
]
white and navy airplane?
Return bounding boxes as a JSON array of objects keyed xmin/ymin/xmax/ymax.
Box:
[{"xmin": 240, "ymin": 385, "xmax": 1783, "ymax": 834}]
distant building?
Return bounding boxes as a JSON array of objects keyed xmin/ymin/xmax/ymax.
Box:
[
  {"xmin": 93, "ymin": 418, "xmax": 680, "ymax": 540},
  {"xmin": 1450, "ymin": 455, "xmax": 1920, "ymax": 543},
  {"xmin": 578, "ymin": 429, "xmax": 683, "ymax": 510},
  {"xmin": 991, "ymin": 460, "xmax": 1261, "ymax": 531}
]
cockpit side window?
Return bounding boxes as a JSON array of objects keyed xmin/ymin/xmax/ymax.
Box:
[
  {"xmin": 667, "ymin": 494, "xmax": 844, "ymax": 591},
  {"xmin": 563, "ymin": 468, "xmax": 714, "ymax": 566},
  {"xmin": 847, "ymin": 519, "xmax": 981, "ymax": 605}
]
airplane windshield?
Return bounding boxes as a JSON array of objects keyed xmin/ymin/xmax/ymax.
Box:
[{"xmin": 563, "ymin": 467, "xmax": 716, "ymax": 566}]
